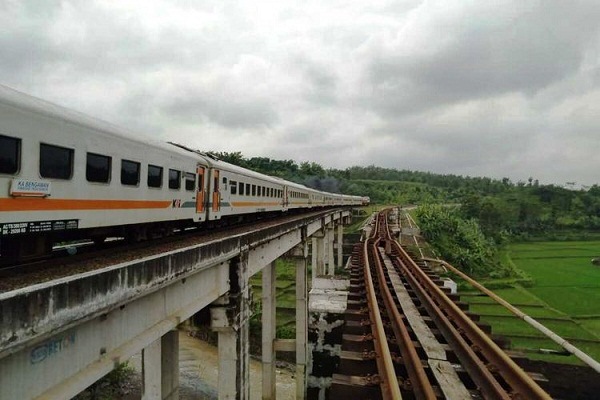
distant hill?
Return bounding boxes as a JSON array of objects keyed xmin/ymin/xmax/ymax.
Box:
[{"xmin": 208, "ymin": 151, "xmax": 600, "ymax": 238}]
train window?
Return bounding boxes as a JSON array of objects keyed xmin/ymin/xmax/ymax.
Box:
[
  {"xmin": 185, "ymin": 172, "xmax": 195, "ymax": 191},
  {"xmin": 169, "ymin": 169, "xmax": 181, "ymax": 189},
  {"xmin": 252, "ymin": 185, "xmax": 256, "ymax": 196},
  {"xmin": 246, "ymin": 183, "xmax": 251, "ymax": 195},
  {"xmin": 0, "ymin": 135, "xmax": 20, "ymax": 175},
  {"xmin": 222, "ymin": 177, "xmax": 227, "ymax": 184},
  {"xmin": 239, "ymin": 181, "xmax": 245, "ymax": 195},
  {"xmin": 121, "ymin": 159, "xmax": 140, "ymax": 186},
  {"xmin": 147, "ymin": 165, "xmax": 163, "ymax": 188},
  {"xmin": 230, "ymin": 180, "xmax": 237, "ymax": 195},
  {"xmin": 86, "ymin": 153, "xmax": 111, "ymax": 183},
  {"xmin": 262, "ymin": 187, "xmax": 266, "ymax": 196},
  {"xmin": 40, "ymin": 143, "xmax": 73, "ymax": 179}
]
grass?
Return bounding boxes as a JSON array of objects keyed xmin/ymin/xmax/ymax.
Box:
[{"xmin": 460, "ymin": 240, "xmax": 600, "ymax": 365}]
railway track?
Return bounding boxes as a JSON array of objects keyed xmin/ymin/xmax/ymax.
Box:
[
  {"xmin": 331, "ymin": 209, "xmax": 553, "ymax": 399},
  {"xmin": 0, "ymin": 209, "xmax": 332, "ymax": 292}
]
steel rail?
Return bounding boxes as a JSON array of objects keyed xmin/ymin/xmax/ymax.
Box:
[
  {"xmin": 373, "ymin": 215, "xmax": 437, "ymax": 399},
  {"xmin": 385, "ymin": 225, "xmax": 551, "ymax": 400},
  {"xmin": 362, "ymin": 216, "xmax": 403, "ymax": 399}
]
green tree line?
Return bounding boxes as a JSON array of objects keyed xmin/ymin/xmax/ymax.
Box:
[{"xmin": 208, "ymin": 151, "xmax": 600, "ymax": 238}]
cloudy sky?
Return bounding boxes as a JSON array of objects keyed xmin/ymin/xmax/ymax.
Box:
[{"xmin": 2, "ymin": 0, "xmax": 600, "ymax": 186}]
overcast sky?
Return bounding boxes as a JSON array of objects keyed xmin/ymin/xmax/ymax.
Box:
[{"xmin": 2, "ymin": 1, "xmax": 600, "ymax": 186}]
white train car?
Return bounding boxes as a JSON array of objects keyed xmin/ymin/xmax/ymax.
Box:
[
  {"xmin": 286, "ymin": 181, "xmax": 312, "ymax": 210},
  {"xmin": 204, "ymin": 157, "xmax": 286, "ymax": 218},
  {"xmin": 0, "ymin": 84, "xmax": 366, "ymax": 264},
  {"xmin": 0, "ymin": 86, "xmax": 213, "ymax": 260}
]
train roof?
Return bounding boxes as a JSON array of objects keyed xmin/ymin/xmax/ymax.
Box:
[
  {"xmin": 200, "ymin": 156, "xmax": 285, "ymax": 185},
  {"xmin": 0, "ymin": 84, "xmax": 204, "ymax": 162}
]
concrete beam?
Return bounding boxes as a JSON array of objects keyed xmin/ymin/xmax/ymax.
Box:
[
  {"xmin": 247, "ymin": 229, "xmax": 301, "ymax": 277},
  {"xmin": 0, "ymin": 262, "xmax": 229, "ymax": 400}
]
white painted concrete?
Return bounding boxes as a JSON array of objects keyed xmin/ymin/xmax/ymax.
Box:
[
  {"xmin": 162, "ymin": 330, "xmax": 179, "ymax": 400},
  {"xmin": 337, "ymin": 223, "xmax": 343, "ymax": 270},
  {"xmin": 327, "ymin": 225, "xmax": 335, "ymax": 276},
  {"xmin": 142, "ymin": 338, "xmax": 162, "ymax": 400},
  {"xmin": 261, "ymin": 262, "xmax": 276, "ymax": 400},
  {"xmin": 295, "ymin": 251, "xmax": 308, "ymax": 400},
  {"xmin": 0, "ymin": 263, "xmax": 229, "ymax": 400}
]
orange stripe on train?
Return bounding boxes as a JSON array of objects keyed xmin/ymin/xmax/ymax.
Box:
[
  {"xmin": 229, "ymin": 201, "xmax": 282, "ymax": 207},
  {"xmin": 0, "ymin": 198, "xmax": 172, "ymax": 211}
]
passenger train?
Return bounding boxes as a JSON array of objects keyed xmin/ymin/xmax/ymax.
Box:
[{"xmin": 0, "ymin": 85, "xmax": 368, "ymax": 264}]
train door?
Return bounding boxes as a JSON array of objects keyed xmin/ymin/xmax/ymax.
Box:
[
  {"xmin": 196, "ymin": 166, "xmax": 207, "ymax": 216},
  {"xmin": 283, "ymin": 185, "xmax": 289, "ymax": 211},
  {"xmin": 212, "ymin": 169, "xmax": 221, "ymax": 215}
]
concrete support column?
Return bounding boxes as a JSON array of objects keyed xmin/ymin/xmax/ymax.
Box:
[
  {"xmin": 327, "ymin": 225, "xmax": 335, "ymax": 276},
  {"xmin": 311, "ymin": 236, "xmax": 317, "ymax": 285},
  {"xmin": 295, "ymin": 245, "xmax": 308, "ymax": 399},
  {"xmin": 261, "ymin": 261, "xmax": 277, "ymax": 400},
  {"xmin": 211, "ymin": 255, "xmax": 252, "ymax": 400},
  {"xmin": 142, "ymin": 338, "xmax": 161, "ymax": 400},
  {"xmin": 161, "ymin": 330, "xmax": 179, "ymax": 400},
  {"xmin": 337, "ymin": 223, "xmax": 344, "ymax": 270},
  {"xmin": 311, "ymin": 231, "xmax": 325, "ymax": 281}
]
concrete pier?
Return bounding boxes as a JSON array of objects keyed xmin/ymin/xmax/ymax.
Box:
[
  {"xmin": 294, "ymin": 243, "xmax": 309, "ymax": 399},
  {"xmin": 261, "ymin": 261, "xmax": 277, "ymax": 399},
  {"xmin": 307, "ymin": 277, "xmax": 350, "ymax": 399}
]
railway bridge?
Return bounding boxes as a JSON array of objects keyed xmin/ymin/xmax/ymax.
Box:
[
  {"xmin": 3, "ymin": 207, "xmax": 597, "ymax": 400},
  {"xmin": 0, "ymin": 209, "xmax": 352, "ymax": 400}
]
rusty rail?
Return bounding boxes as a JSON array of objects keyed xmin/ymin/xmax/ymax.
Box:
[
  {"xmin": 371, "ymin": 214, "xmax": 437, "ymax": 399},
  {"xmin": 380, "ymin": 210, "xmax": 552, "ymax": 400},
  {"xmin": 362, "ymin": 215, "xmax": 403, "ymax": 399}
]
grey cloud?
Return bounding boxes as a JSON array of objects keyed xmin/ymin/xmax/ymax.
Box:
[
  {"xmin": 362, "ymin": 2, "xmax": 600, "ymax": 117},
  {"xmin": 163, "ymin": 86, "xmax": 279, "ymax": 129},
  {"xmin": 1, "ymin": 1, "xmax": 599, "ymax": 186}
]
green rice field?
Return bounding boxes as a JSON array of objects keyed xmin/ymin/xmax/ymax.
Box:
[{"xmin": 461, "ymin": 240, "xmax": 600, "ymax": 364}]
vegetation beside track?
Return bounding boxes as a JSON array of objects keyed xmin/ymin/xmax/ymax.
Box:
[{"xmin": 458, "ymin": 241, "xmax": 600, "ymax": 364}]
